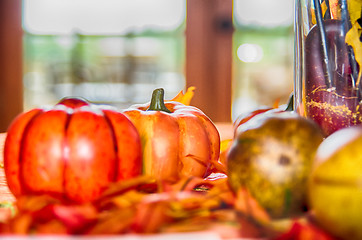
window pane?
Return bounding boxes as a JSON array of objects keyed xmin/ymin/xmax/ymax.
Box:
[
  {"xmin": 232, "ymin": 0, "xmax": 294, "ymax": 120},
  {"xmin": 23, "ymin": 0, "xmax": 186, "ymax": 110},
  {"xmin": 234, "ymin": 0, "xmax": 293, "ymax": 27},
  {"xmin": 23, "ymin": 0, "xmax": 186, "ymax": 35}
]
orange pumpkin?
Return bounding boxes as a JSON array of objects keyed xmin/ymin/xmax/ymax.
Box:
[
  {"xmin": 4, "ymin": 97, "xmax": 142, "ymax": 203},
  {"xmin": 123, "ymin": 88, "xmax": 220, "ymax": 182}
]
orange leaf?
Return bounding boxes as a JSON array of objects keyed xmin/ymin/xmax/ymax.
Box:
[
  {"xmin": 206, "ymin": 176, "xmax": 236, "ymax": 207},
  {"xmin": 329, "ymin": 0, "xmax": 340, "ymax": 19},
  {"xmin": 33, "ymin": 220, "xmax": 68, "ymax": 234},
  {"xmin": 50, "ymin": 204, "xmax": 98, "ymax": 231},
  {"xmin": 164, "ymin": 176, "xmax": 206, "ymax": 192},
  {"xmin": 346, "ymin": 21, "xmax": 362, "ymax": 86},
  {"xmin": 276, "ymin": 221, "xmax": 335, "ymax": 240},
  {"xmin": 171, "ymin": 87, "xmax": 196, "ymax": 105},
  {"xmin": 273, "ymin": 98, "xmax": 280, "ymax": 109},
  {"xmin": 310, "ymin": 1, "xmax": 328, "ymax": 25},
  {"xmin": 4, "ymin": 214, "xmax": 33, "ymax": 234},
  {"xmin": 88, "ymin": 208, "xmax": 135, "ymax": 234},
  {"xmin": 206, "ymin": 139, "xmax": 232, "ymax": 175},
  {"xmin": 218, "ymin": 139, "xmax": 232, "ymax": 171},
  {"xmin": 220, "ymin": 139, "xmax": 232, "ymax": 153},
  {"xmin": 348, "ymin": 0, "xmax": 362, "ymax": 25},
  {"xmin": 97, "ymin": 175, "xmax": 157, "ymax": 201},
  {"xmin": 234, "ymin": 187, "xmax": 270, "ymax": 225},
  {"xmin": 132, "ymin": 198, "xmax": 172, "ymax": 233},
  {"xmin": 16, "ymin": 195, "xmax": 60, "ymax": 212}
]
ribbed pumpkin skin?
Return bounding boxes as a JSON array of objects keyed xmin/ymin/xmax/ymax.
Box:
[
  {"xmin": 4, "ymin": 98, "xmax": 142, "ymax": 203},
  {"xmin": 123, "ymin": 100, "xmax": 220, "ymax": 183}
]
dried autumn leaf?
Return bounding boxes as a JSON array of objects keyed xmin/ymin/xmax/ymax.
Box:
[
  {"xmin": 216, "ymin": 139, "xmax": 232, "ymax": 174},
  {"xmin": 88, "ymin": 208, "xmax": 135, "ymax": 234},
  {"xmin": 50, "ymin": 204, "xmax": 98, "ymax": 232},
  {"xmin": 33, "ymin": 220, "xmax": 68, "ymax": 234},
  {"xmin": 4, "ymin": 214, "xmax": 33, "ymax": 234},
  {"xmin": 165, "ymin": 176, "xmax": 206, "ymax": 192},
  {"xmin": 161, "ymin": 216, "xmax": 216, "ymax": 233},
  {"xmin": 168, "ymin": 196, "xmax": 212, "ymax": 219},
  {"xmin": 161, "ymin": 209, "xmax": 242, "ymax": 238},
  {"xmin": 0, "ymin": 173, "xmax": 241, "ymax": 236},
  {"xmin": 203, "ymin": 176, "xmax": 229, "ymax": 203},
  {"xmin": 345, "ymin": 0, "xmax": 362, "ymax": 85},
  {"xmin": 348, "ymin": 0, "xmax": 362, "ymax": 25},
  {"xmin": 171, "ymin": 86, "xmax": 196, "ymax": 105},
  {"xmin": 97, "ymin": 190, "xmax": 146, "ymax": 213},
  {"xmin": 132, "ymin": 198, "xmax": 173, "ymax": 233},
  {"xmin": 16, "ymin": 203, "xmax": 97, "ymax": 234},
  {"xmin": 311, "ymin": 1, "xmax": 328, "ymax": 25},
  {"xmin": 0, "ymin": 202, "xmax": 15, "ymax": 223},
  {"xmin": 97, "ymin": 175, "xmax": 157, "ymax": 201},
  {"xmin": 275, "ymin": 221, "xmax": 335, "ymax": 240},
  {"xmin": 232, "ymin": 188, "xmax": 275, "ymax": 238},
  {"xmin": 346, "ymin": 22, "xmax": 362, "ymax": 85},
  {"xmin": 234, "ymin": 188, "xmax": 270, "ymax": 225},
  {"xmin": 15, "ymin": 195, "xmax": 61, "ymax": 212},
  {"xmin": 329, "ymin": 0, "xmax": 340, "ymax": 19}
]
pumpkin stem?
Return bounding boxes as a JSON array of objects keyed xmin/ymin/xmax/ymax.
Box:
[
  {"xmin": 147, "ymin": 88, "xmax": 172, "ymax": 113},
  {"xmin": 285, "ymin": 92, "xmax": 294, "ymax": 111}
]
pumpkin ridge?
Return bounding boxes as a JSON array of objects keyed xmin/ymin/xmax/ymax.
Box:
[
  {"xmin": 18, "ymin": 109, "xmax": 44, "ymax": 195},
  {"xmin": 194, "ymin": 115, "xmax": 220, "ymax": 174},
  {"xmin": 145, "ymin": 115, "xmax": 155, "ymax": 176},
  {"xmin": 102, "ymin": 112, "xmax": 119, "ymax": 182},
  {"xmin": 175, "ymin": 116, "xmax": 184, "ymax": 178},
  {"xmin": 62, "ymin": 110, "xmax": 73, "ymax": 201}
]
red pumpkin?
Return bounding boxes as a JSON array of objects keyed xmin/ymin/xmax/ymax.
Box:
[
  {"xmin": 233, "ymin": 107, "xmax": 274, "ymax": 135},
  {"xmin": 4, "ymin": 97, "xmax": 142, "ymax": 203},
  {"xmin": 233, "ymin": 93, "xmax": 294, "ymax": 137},
  {"xmin": 123, "ymin": 88, "xmax": 220, "ymax": 182}
]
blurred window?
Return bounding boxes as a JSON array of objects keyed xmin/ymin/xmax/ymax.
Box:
[
  {"xmin": 234, "ymin": 0, "xmax": 293, "ymax": 27},
  {"xmin": 23, "ymin": 0, "xmax": 185, "ymax": 35},
  {"xmin": 232, "ymin": 0, "xmax": 294, "ymax": 120},
  {"xmin": 22, "ymin": 0, "xmax": 186, "ymax": 110}
]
